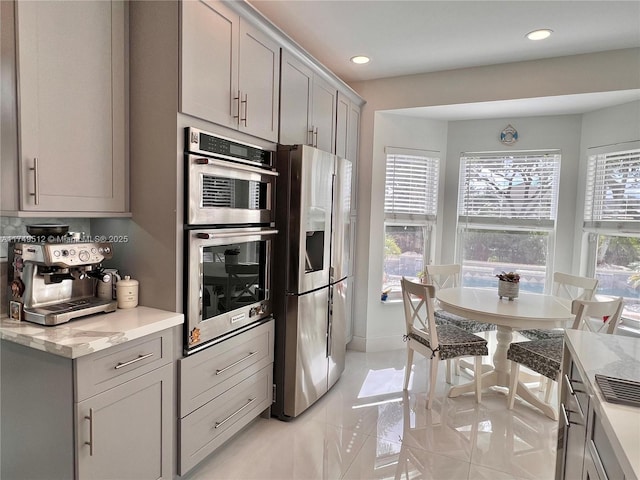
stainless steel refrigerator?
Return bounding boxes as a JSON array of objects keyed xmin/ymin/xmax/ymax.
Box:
[{"xmin": 273, "ymin": 144, "xmax": 352, "ymax": 419}]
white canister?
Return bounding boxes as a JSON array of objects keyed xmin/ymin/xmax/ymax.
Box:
[{"xmin": 116, "ymin": 276, "xmax": 139, "ymax": 309}]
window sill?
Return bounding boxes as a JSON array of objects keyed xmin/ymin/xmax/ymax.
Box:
[{"xmin": 380, "ymin": 298, "xmax": 403, "ymax": 305}]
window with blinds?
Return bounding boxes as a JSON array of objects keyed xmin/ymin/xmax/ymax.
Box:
[
  {"xmin": 458, "ymin": 152, "xmax": 561, "ymax": 226},
  {"xmin": 384, "ymin": 153, "xmax": 439, "ymax": 220},
  {"xmin": 584, "ymin": 147, "xmax": 640, "ymax": 226},
  {"xmin": 382, "ymin": 149, "xmax": 440, "ymax": 297}
]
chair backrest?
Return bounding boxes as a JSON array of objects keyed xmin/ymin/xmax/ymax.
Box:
[
  {"xmin": 570, "ymin": 297, "xmax": 624, "ymax": 334},
  {"xmin": 424, "ymin": 264, "xmax": 461, "ymax": 290},
  {"xmin": 552, "ymin": 272, "xmax": 598, "ymax": 301},
  {"xmin": 401, "ymin": 277, "xmax": 439, "ymax": 348}
]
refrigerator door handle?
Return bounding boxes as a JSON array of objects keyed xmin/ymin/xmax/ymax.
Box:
[{"xmin": 327, "ymin": 285, "xmax": 333, "ymax": 357}]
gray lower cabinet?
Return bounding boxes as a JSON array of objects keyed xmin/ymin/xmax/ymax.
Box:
[
  {"xmin": 178, "ymin": 319, "xmax": 274, "ymax": 475},
  {"xmin": 0, "ymin": 328, "xmax": 174, "ymax": 480},
  {"xmin": 556, "ymin": 343, "xmax": 626, "ymax": 480}
]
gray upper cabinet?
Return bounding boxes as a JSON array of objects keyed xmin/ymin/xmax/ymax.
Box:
[
  {"xmin": 11, "ymin": 0, "xmax": 127, "ymax": 214},
  {"xmin": 279, "ymin": 51, "xmax": 313, "ymax": 146},
  {"xmin": 181, "ymin": 0, "xmax": 280, "ymax": 143},
  {"xmin": 279, "ymin": 50, "xmax": 337, "ymax": 153},
  {"xmin": 312, "ymin": 75, "xmax": 337, "ymax": 153}
]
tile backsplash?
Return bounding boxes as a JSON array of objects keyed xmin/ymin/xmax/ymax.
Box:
[{"xmin": 0, "ymin": 217, "xmax": 91, "ymax": 259}]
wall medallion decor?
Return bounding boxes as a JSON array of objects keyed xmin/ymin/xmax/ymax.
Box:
[{"xmin": 500, "ymin": 124, "xmax": 518, "ymax": 145}]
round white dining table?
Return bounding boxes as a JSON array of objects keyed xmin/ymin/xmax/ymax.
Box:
[{"xmin": 435, "ymin": 287, "xmax": 574, "ymax": 419}]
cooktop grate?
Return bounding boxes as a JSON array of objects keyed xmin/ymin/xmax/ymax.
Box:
[{"xmin": 595, "ymin": 374, "xmax": 640, "ymax": 408}]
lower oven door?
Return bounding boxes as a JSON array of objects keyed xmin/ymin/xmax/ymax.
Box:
[{"xmin": 186, "ymin": 227, "xmax": 277, "ymax": 353}]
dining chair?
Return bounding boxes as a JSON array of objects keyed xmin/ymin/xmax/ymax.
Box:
[
  {"xmin": 425, "ymin": 264, "xmax": 496, "ymax": 383},
  {"xmin": 518, "ymin": 272, "xmax": 599, "ymax": 341},
  {"xmin": 507, "ymin": 296, "xmax": 624, "ymax": 411},
  {"xmin": 401, "ymin": 277, "xmax": 489, "ymax": 409},
  {"xmin": 425, "ymin": 264, "xmax": 498, "ymax": 334}
]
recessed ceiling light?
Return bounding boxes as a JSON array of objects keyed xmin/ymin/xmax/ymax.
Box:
[
  {"xmin": 350, "ymin": 55, "xmax": 370, "ymax": 65},
  {"xmin": 526, "ymin": 29, "xmax": 553, "ymax": 41}
]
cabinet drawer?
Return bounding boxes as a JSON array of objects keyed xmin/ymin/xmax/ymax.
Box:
[
  {"xmin": 179, "ymin": 364, "xmax": 272, "ymax": 475},
  {"xmin": 75, "ymin": 328, "xmax": 173, "ymax": 401},
  {"xmin": 179, "ymin": 319, "xmax": 274, "ymax": 417}
]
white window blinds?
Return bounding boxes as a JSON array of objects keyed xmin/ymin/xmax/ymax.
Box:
[
  {"xmin": 458, "ymin": 152, "xmax": 561, "ymax": 226},
  {"xmin": 584, "ymin": 147, "xmax": 640, "ymax": 227},
  {"xmin": 384, "ymin": 151, "xmax": 439, "ymax": 221}
]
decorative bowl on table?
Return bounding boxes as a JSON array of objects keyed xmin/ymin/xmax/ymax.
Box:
[{"xmin": 496, "ymin": 271, "xmax": 520, "ymax": 300}]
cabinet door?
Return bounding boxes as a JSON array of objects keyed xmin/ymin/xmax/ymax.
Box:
[
  {"xmin": 335, "ymin": 92, "xmax": 349, "ymax": 158},
  {"xmin": 181, "ymin": 0, "xmax": 238, "ymax": 130},
  {"xmin": 16, "ymin": 0, "xmax": 126, "ymax": 212},
  {"xmin": 76, "ymin": 364, "xmax": 173, "ymax": 480},
  {"xmin": 279, "ymin": 51, "xmax": 313, "ymax": 146},
  {"xmin": 311, "ymin": 76, "xmax": 337, "ymax": 153},
  {"xmin": 238, "ymin": 20, "xmax": 280, "ymax": 142},
  {"xmin": 348, "ymin": 102, "xmax": 360, "ymax": 213}
]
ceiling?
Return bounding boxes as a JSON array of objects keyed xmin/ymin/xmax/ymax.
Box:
[{"xmin": 247, "ymin": 1, "xmax": 640, "ymax": 119}]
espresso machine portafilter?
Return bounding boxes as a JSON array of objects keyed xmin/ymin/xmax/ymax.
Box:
[{"xmin": 8, "ymin": 241, "xmax": 118, "ymax": 325}]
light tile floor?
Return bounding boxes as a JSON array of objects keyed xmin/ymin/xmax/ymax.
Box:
[{"xmin": 184, "ymin": 345, "xmax": 559, "ymax": 480}]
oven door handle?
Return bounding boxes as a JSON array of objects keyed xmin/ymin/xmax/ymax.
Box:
[
  {"xmin": 192, "ymin": 157, "xmax": 279, "ymax": 177},
  {"xmin": 195, "ymin": 229, "xmax": 278, "ymax": 240}
]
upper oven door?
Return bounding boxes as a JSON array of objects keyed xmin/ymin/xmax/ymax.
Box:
[
  {"xmin": 186, "ymin": 227, "xmax": 277, "ymax": 353},
  {"xmin": 187, "ymin": 154, "xmax": 278, "ymax": 226}
]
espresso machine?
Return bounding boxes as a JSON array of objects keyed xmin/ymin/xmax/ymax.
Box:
[{"xmin": 8, "ymin": 240, "xmax": 117, "ymax": 325}]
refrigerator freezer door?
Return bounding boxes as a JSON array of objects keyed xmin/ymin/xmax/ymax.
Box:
[
  {"xmin": 331, "ymin": 157, "xmax": 352, "ymax": 283},
  {"xmin": 283, "ymin": 287, "xmax": 330, "ymax": 418},
  {"xmin": 281, "ymin": 145, "xmax": 335, "ymax": 294},
  {"xmin": 328, "ymin": 279, "xmax": 348, "ymax": 389}
]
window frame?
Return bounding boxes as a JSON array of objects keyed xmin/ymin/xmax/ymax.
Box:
[
  {"xmin": 456, "ymin": 150, "xmax": 562, "ymax": 292},
  {"xmin": 582, "ymin": 141, "xmax": 640, "ymax": 333},
  {"xmin": 382, "ymin": 147, "xmax": 441, "ymax": 300}
]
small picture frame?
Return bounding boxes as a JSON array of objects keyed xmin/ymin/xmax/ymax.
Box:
[{"xmin": 9, "ymin": 301, "xmax": 23, "ymax": 321}]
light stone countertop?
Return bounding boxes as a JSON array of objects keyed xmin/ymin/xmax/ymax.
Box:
[
  {"xmin": 565, "ymin": 329, "xmax": 640, "ymax": 480},
  {"xmin": 0, "ymin": 306, "xmax": 183, "ymax": 359}
]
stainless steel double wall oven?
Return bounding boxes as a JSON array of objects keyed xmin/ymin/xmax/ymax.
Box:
[{"xmin": 184, "ymin": 127, "xmax": 277, "ymax": 354}]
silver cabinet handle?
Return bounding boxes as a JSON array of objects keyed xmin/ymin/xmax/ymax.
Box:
[
  {"xmin": 560, "ymin": 403, "xmax": 583, "ymax": 426},
  {"xmin": 563, "ymin": 373, "xmax": 585, "ymax": 396},
  {"xmin": 214, "ymin": 398, "xmax": 256, "ymax": 429},
  {"xmin": 29, "ymin": 157, "xmax": 40, "ymax": 205},
  {"xmin": 114, "ymin": 352, "xmax": 154, "ymax": 369},
  {"xmin": 216, "ymin": 351, "xmax": 258, "ymax": 375},
  {"xmin": 241, "ymin": 93, "xmax": 248, "ymax": 127},
  {"xmin": 313, "ymin": 127, "xmax": 318, "ymax": 147},
  {"xmin": 308, "ymin": 127, "xmax": 314, "ymax": 146},
  {"xmin": 84, "ymin": 408, "xmax": 94, "ymax": 456},
  {"xmin": 233, "ymin": 90, "xmax": 241, "ymax": 124}
]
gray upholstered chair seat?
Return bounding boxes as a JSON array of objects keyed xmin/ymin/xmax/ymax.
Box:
[
  {"xmin": 409, "ymin": 324, "xmax": 489, "ymax": 361},
  {"xmin": 506, "ymin": 337, "xmax": 563, "ymax": 380},
  {"xmin": 518, "ymin": 328, "xmax": 564, "ymax": 341},
  {"xmin": 434, "ymin": 310, "xmax": 497, "ymax": 333}
]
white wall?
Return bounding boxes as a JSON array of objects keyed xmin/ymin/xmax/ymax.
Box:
[{"xmin": 349, "ymin": 49, "xmax": 640, "ymax": 352}]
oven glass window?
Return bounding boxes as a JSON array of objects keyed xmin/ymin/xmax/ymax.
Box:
[
  {"xmin": 201, "ymin": 240, "xmax": 267, "ymax": 320},
  {"xmin": 202, "ymin": 175, "xmax": 266, "ymax": 210}
]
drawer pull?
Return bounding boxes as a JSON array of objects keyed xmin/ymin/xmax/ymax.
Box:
[
  {"xmin": 564, "ymin": 373, "xmax": 585, "ymax": 396},
  {"xmin": 214, "ymin": 398, "xmax": 256, "ymax": 429},
  {"xmin": 215, "ymin": 351, "xmax": 258, "ymax": 375},
  {"xmin": 114, "ymin": 352, "xmax": 154, "ymax": 370},
  {"xmin": 84, "ymin": 408, "xmax": 94, "ymax": 456},
  {"xmin": 560, "ymin": 403, "xmax": 583, "ymax": 426}
]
